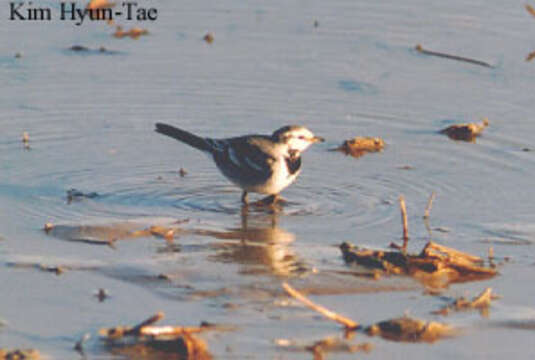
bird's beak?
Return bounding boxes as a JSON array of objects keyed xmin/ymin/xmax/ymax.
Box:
[{"xmin": 311, "ymin": 136, "xmax": 325, "ymax": 143}]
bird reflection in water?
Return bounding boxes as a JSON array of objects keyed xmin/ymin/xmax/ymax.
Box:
[{"xmin": 199, "ymin": 208, "xmax": 308, "ymax": 277}]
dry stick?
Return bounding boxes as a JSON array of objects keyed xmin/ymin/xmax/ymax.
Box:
[
  {"xmin": 415, "ymin": 44, "xmax": 494, "ymax": 68},
  {"xmin": 125, "ymin": 312, "xmax": 165, "ymax": 335},
  {"xmin": 282, "ymin": 282, "xmax": 359, "ymax": 330},
  {"xmin": 423, "ymin": 192, "xmax": 436, "ymax": 219},
  {"xmin": 140, "ymin": 326, "xmax": 206, "ymax": 336},
  {"xmin": 399, "ymin": 196, "xmax": 409, "ymax": 252}
]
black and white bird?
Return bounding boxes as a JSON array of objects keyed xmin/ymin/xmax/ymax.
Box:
[{"xmin": 155, "ymin": 123, "xmax": 324, "ymax": 205}]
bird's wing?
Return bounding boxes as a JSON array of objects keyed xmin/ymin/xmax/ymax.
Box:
[{"xmin": 211, "ymin": 136, "xmax": 275, "ymax": 184}]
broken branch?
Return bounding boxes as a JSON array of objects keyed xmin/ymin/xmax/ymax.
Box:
[
  {"xmin": 282, "ymin": 282, "xmax": 359, "ymax": 330},
  {"xmin": 399, "ymin": 196, "xmax": 409, "ymax": 251},
  {"xmin": 424, "ymin": 192, "xmax": 436, "ymax": 219},
  {"xmin": 415, "ymin": 44, "xmax": 493, "ymax": 68}
]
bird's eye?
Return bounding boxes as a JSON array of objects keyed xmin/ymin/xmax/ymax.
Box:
[{"xmin": 298, "ymin": 135, "xmax": 305, "ymax": 140}]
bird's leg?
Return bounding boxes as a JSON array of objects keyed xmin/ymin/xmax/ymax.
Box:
[
  {"xmin": 256, "ymin": 194, "xmax": 278, "ymax": 206},
  {"xmin": 241, "ymin": 191, "xmax": 249, "ymax": 205}
]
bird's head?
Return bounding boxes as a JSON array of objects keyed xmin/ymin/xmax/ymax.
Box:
[{"xmin": 272, "ymin": 125, "xmax": 324, "ymax": 156}]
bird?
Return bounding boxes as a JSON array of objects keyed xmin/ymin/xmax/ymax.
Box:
[{"xmin": 155, "ymin": 123, "xmax": 324, "ymax": 205}]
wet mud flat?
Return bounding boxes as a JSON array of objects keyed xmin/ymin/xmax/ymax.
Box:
[
  {"xmin": 1, "ymin": 196, "xmax": 533, "ymax": 359},
  {"xmin": 3, "ymin": 0, "xmax": 535, "ymax": 359}
]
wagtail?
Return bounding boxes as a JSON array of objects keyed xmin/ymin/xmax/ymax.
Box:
[{"xmin": 155, "ymin": 123, "xmax": 324, "ymax": 204}]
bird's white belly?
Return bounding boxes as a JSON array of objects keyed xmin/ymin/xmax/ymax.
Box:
[{"xmin": 244, "ymin": 157, "xmax": 300, "ymax": 195}]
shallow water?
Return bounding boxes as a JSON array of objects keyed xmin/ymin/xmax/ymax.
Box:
[{"xmin": 2, "ymin": 0, "xmax": 535, "ymax": 358}]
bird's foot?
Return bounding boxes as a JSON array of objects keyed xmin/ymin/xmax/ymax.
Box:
[{"xmin": 252, "ymin": 194, "xmax": 286, "ymax": 207}]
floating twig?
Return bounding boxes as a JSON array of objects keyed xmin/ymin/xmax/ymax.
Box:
[
  {"xmin": 98, "ymin": 312, "xmax": 225, "ymax": 359},
  {"xmin": 282, "ymin": 282, "xmax": 359, "ymax": 330},
  {"xmin": 423, "ymin": 192, "xmax": 436, "ymax": 219},
  {"xmin": 128, "ymin": 312, "xmax": 164, "ymax": 336},
  {"xmin": 431, "ymin": 288, "xmax": 499, "ymax": 316},
  {"xmin": 282, "ymin": 281, "xmax": 456, "ymax": 343},
  {"xmin": 99, "ymin": 312, "xmax": 232, "ymax": 340},
  {"xmin": 415, "ymin": 44, "xmax": 493, "ymax": 68},
  {"xmin": 399, "ymin": 196, "xmax": 409, "ymax": 252}
]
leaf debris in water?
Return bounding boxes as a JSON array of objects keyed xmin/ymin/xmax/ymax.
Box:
[
  {"xmin": 332, "ymin": 136, "xmax": 385, "ymax": 158},
  {"xmin": 431, "ymin": 287, "xmax": 499, "ymax": 316},
  {"xmin": 439, "ymin": 118, "xmax": 489, "ymax": 142},
  {"xmin": 0, "ymin": 348, "xmax": 40, "ymax": 359},
  {"xmin": 98, "ymin": 312, "xmax": 235, "ymax": 359},
  {"xmin": 276, "ymin": 336, "xmax": 373, "ymax": 358},
  {"xmin": 340, "ymin": 240, "xmax": 497, "ymax": 289},
  {"xmin": 366, "ymin": 316, "xmax": 456, "ymax": 343}
]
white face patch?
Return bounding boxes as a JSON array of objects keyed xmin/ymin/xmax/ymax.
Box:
[{"xmin": 284, "ymin": 128, "xmax": 316, "ymax": 153}]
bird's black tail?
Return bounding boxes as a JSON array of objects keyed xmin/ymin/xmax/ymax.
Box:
[{"xmin": 155, "ymin": 123, "xmax": 212, "ymax": 153}]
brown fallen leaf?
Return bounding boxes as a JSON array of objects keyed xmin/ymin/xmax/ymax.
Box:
[
  {"xmin": 334, "ymin": 137, "xmax": 385, "ymax": 158},
  {"xmin": 439, "ymin": 118, "xmax": 489, "ymax": 142}
]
